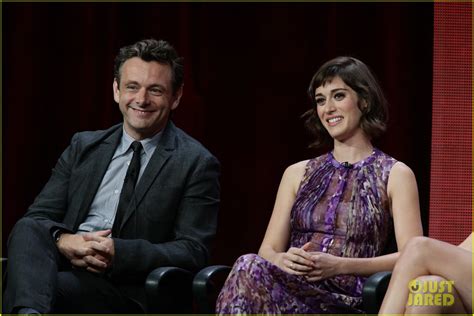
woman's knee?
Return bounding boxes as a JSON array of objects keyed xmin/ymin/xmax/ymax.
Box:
[
  {"xmin": 234, "ymin": 254, "xmax": 263, "ymax": 269},
  {"xmin": 232, "ymin": 254, "xmax": 270, "ymax": 280},
  {"xmin": 399, "ymin": 236, "xmax": 432, "ymax": 261},
  {"xmin": 403, "ymin": 236, "xmax": 431, "ymax": 252}
]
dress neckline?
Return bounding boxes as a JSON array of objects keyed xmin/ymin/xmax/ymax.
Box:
[{"xmin": 328, "ymin": 148, "xmax": 380, "ymax": 169}]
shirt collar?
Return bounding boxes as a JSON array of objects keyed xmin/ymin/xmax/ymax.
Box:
[{"xmin": 114, "ymin": 127, "xmax": 162, "ymax": 159}]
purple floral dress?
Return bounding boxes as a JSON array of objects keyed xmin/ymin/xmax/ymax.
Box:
[{"xmin": 216, "ymin": 149, "xmax": 397, "ymax": 314}]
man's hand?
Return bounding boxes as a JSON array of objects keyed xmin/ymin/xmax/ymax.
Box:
[
  {"xmin": 81, "ymin": 232, "xmax": 115, "ymax": 273},
  {"xmin": 57, "ymin": 230, "xmax": 112, "ymax": 273}
]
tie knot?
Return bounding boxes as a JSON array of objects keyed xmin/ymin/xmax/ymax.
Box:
[{"xmin": 131, "ymin": 141, "xmax": 142, "ymax": 153}]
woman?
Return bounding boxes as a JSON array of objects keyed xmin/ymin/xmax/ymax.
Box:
[
  {"xmin": 216, "ymin": 56, "xmax": 423, "ymax": 314},
  {"xmin": 379, "ymin": 233, "xmax": 472, "ymax": 314}
]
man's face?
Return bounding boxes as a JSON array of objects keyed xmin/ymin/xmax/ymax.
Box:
[{"xmin": 113, "ymin": 57, "xmax": 182, "ymax": 140}]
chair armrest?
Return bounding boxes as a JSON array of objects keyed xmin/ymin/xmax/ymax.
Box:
[
  {"xmin": 193, "ymin": 265, "xmax": 232, "ymax": 313},
  {"xmin": 2, "ymin": 257, "xmax": 7, "ymax": 293},
  {"xmin": 1, "ymin": 257, "xmax": 7, "ymax": 272},
  {"xmin": 362, "ymin": 271, "xmax": 392, "ymax": 314},
  {"xmin": 145, "ymin": 266, "xmax": 194, "ymax": 313}
]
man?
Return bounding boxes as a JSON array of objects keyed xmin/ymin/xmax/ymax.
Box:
[{"xmin": 3, "ymin": 39, "xmax": 220, "ymax": 313}]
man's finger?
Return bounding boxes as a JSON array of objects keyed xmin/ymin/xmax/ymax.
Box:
[
  {"xmin": 73, "ymin": 247, "xmax": 95, "ymax": 257},
  {"xmin": 94, "ymin": 229, "xmax": 111, "ymax": 237},
  {"xmin": 88, "ymin": 241, "xmax": 110, "ymax": 254},
  {"xmin": 83, "ymin": 234, "xmax": 107, "ymax": 242},
  {"xmin": 71, "ymin": 258, "xmax": 88, "ymax": 268},
  {"xmin": 83, "ymin": 255, "xmax": 108, "ymax": 269},
  {"xmin": 86, "ymin": 266, "xmax": 105, "ymax": 274}
]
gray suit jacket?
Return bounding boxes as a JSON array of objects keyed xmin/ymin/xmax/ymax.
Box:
[{"xmin": 24, "ymin": 121, "xmax": 220, "ymax": 308}]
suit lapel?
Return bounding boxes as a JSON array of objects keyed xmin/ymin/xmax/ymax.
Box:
[
  {"xmin": 74, "ymin": 127, "xmax": 122, "ymax": 230},
  {"xmin": 119, "ymin": 122, "xmax": 177, "ymax": 233}
]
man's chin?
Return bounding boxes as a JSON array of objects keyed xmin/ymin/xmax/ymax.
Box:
[{"xmin": 128, "ymin": 124, "xmax": 164, "ymax": 138}]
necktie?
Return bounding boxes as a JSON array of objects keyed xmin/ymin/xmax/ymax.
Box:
[{"xmin": 112, "ymin": 141, "xmax": 143, "ymax": 236}]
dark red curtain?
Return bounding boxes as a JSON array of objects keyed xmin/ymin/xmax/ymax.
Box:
[{"xmin": 3, "ymin": 3, "xmax": 433, "ymax": 264}]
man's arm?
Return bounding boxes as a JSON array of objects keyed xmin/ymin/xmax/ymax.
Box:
[{"xmin": 23, "ymin": 133, "xmax": 111, "ymax": 270}]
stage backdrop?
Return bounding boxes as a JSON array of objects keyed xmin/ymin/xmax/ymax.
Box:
[
  {"xmin": 429, "ymin": 2, "xmax": 472, "ymax": 245},
  {"xmin": 3, "ymin": 3, "xmax": 433, "ymax": 264}
]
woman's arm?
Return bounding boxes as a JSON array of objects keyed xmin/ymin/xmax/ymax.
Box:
[
  {"xmin": 258, "ymin": 160, "xmax": 315, "ymax": 274},
  {"xmin": 388, "ymin": 162, "xmax": 424, "ymax": 251},
  {"xmin": 305, "ymin": 161, "xmax": 424, "ymax": 281}
]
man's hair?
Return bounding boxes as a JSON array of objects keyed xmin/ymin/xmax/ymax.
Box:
[
  {"xmin": 114, "ymin": 39, "xmax": 184, "ymax": 94},
  {"xmin": 302, "ymin": 56, "xmax": 388, "ymax": 149}
]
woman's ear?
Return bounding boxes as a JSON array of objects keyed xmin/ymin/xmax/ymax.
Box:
[{"xmin": 360, "ymin": 99, "xmax": 369, "ymax": 112}]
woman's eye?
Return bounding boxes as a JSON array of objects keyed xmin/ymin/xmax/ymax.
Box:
[
  {"xmin": 315, "ymin": 98, "xmax": 325, "ymax": 106},
  {"xmin": 334, "ymin": 92, "xmax": 345, "ymax": 100}
]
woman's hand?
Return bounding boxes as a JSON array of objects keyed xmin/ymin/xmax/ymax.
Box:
[
  {"xmin": 273, "ymin": 242, "xmax": 316, "ymax": 275},
  {"xmin": 305, "ymin": 251, "xmax": 343, "ymax": 281}
]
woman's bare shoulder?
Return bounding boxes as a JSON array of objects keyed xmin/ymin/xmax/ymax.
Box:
[
  {"xmin": 285, "ymin": 159, "xmax": 310, "ymax": 174},
  {"xmin": 390, "ymin": 161, "xmax": 415, "ymax": 176},
  {"xmin": 282, "ymin": 160, "xmax": 310, "ymax": 187}
]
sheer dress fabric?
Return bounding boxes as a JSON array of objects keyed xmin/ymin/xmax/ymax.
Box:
[{"xmin": 216, "ymin": 149, "xmax": 397, "ymax": 314}]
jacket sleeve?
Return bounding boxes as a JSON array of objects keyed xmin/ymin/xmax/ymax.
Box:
[{"xmin": 110, "ymin": 153, "xmax": 220, "ymax": 278}]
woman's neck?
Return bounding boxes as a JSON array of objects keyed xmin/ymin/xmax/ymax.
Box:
[{"xmin": 332, "ymin": 138, "xmax": 374, "ymax": 164}]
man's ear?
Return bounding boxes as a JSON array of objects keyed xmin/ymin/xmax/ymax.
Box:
[
  {"xmin": 113, "ymin": 79, "xmax": 120, "ymax": 103},
  {"xmin": 171, "ymin": 85, "xmax": 184, "ymax": 110}
]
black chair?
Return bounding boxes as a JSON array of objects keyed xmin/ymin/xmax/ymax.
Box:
[
  {"xmin": 145, "ymin": 266, "xmax": 194, "ymax": 313},
  {"xmin": 362, "ymin": 271, "xmax": 392, "ymax": 314},
  {"xmin": 193, "ymin": 264, "xmax": 232, "ymax": 313},
  {"xmin": 1, "ymin": 258, "xmax": 194, "ymax": 313}
]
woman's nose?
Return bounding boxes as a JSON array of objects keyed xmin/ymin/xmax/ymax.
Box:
[{"xmin": 324, "ymin": 100, "xmax": 336, "ymax": 113}]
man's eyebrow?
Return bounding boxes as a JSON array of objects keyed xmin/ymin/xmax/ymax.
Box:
[
  {"xmin": 149, "ymin": 83, "xmax": 165, "ymax": 88},
  {"xmin": 122, "ymin": 82, "xmax": 167, "ymax": 90},
  {"xmin": 123, "ymin": 80, "xmax": 139, "ymax": 85}
]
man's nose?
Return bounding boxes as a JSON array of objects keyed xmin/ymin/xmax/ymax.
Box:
[{"xmin": 135, "ymin": 88, "xmax": 150, "ymax": 106}]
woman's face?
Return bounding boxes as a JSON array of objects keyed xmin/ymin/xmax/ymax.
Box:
[{"xmin": 314, "ymin": 76, "xmax": 366, "ymax": 143}]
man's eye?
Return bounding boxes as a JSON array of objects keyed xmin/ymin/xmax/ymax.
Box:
[
  {"xmin": 315, "ymin": 98, "xmax": 325, "ymax": 106},
  {"xmin": 150, "ymin": 88, "xmax": 163, "ymax": 95},
  {"xmin": 334, "ymin": 92, "xmax": 345, "ymax": 100},
  {"xmin": 126, "ymin": 85, "xmax": 138, "ymax": 91}
]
